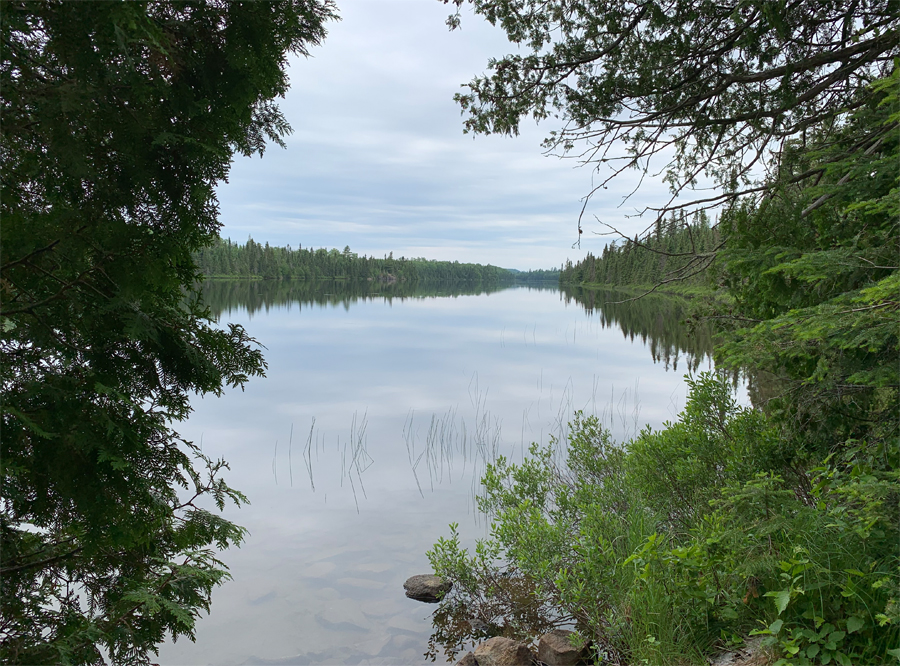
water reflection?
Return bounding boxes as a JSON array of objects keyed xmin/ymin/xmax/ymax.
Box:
[
  {"xmin": 426, "ymin": 573, "xmax": 557, "ymax": 663},
  {"xmin": 561, "ymin": 285, "xmax": 715, "ymax": 373},
  {"xmin": 202, "ymin": 280, "xmax": 720, "ymax": 508},
  {"xmin": 202, "ymin": 279, "xmax": 713, "ymax": 375},
  {"xmin": 157, "ymin": 280, "xmax": 723, "ymax": 665},
  {"xmin": 202, "ymin": 278, "xmax": 558, "ymax": 319}
]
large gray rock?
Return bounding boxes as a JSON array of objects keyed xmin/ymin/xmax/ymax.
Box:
[
  {"xmin": 474, "ymin": 636, "xmax": 533, "ymax": 666},
  {"xmin": 455, "ymin": 651, "xmax": 478, "ymax": 666},
  {"xmin": 537, "ymin": 629, "xmax": 589, "ymax": 665},
  {"xmin": 403, "ymin": 574, "xmax": 452, "ymax": 603}
]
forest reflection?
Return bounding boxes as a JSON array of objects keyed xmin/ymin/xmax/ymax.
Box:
[
  {"xmin": 202, "ymin": 279, "xmax": 715, "ymax": 375},
  {"xmin": 201, "ymin": 278, "xmax": 557, "ymax": 318},
  {"xmin": 560, "ymin": 285, "xmax": 715, "ymax": 374}
]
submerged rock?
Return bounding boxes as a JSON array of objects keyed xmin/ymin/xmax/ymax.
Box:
[
  {"xmin": 468, "ymin": 617, "xmax": 490, "ymax": 634},
  {"xmin": 473, "ymin": 636, "xmax": 533, "ymax": 666},
  {"xmin": 537, "ymin": 629, "xmax": 589, "ymax": 665},
  {"xmin": 403, "ymin": 574, "xmax": 452, "ymax": 603}
]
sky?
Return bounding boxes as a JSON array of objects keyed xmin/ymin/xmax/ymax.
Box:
[{"xmin": 216, "ymin": 0, "xmax": 672, "ymax": 271}]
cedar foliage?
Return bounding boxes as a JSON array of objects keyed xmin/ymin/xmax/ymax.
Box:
[
  {"xmin": 0, "ymin": 2, "xmax": 335, "ymax": 663},
  {"xmin": 716, "ymin": 69, "xmax": 900, "ymax": 459},
  {"xmin": 443, "ymin": 0, "xmax": 898, "ymax": 217}
]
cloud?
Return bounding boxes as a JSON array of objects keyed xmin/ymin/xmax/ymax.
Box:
[{"xmin": 217, "ymin": 0, "xmax": 673, "ymax": 270}]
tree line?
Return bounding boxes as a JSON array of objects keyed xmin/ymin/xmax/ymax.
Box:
[
  {"xmin": 560, "ymin": 213, "xmax": 720, "ymax": 289},
  {"xmin": 507, "ymin": 267, "xmax": 561, "ymax": 283},
  {"xmin": 194, "ymin": 237, "xmax": 518, "ymax": 283}
]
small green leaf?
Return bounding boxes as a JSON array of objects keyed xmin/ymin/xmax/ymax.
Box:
[
  {"xmin": 807, "ymin": 644, "xmax": 820, "ymax": 658},
  {"xmin": 769, "ymin": 619, "xmax": 784, "ymax": 634},
  {"xmin": 834, "ymin": 652, "xmax": 852, "ymax": 666},
  {"xmin": 846, "ymin": 616, "xmax": 864, "ymax": 633}
]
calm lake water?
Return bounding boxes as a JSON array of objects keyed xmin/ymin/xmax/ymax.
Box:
[{"xmin": 158, "ymin": 280, "xmax": 718, "ymax": 666}]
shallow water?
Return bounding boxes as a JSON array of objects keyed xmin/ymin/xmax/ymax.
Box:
[{"xmin": 158, "ymin": 281, "xmax": 718, "ymax": 665}]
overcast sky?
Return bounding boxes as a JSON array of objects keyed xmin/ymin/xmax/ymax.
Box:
[{"xmin": 217, "ymin": 0, "xmax": 670, "ymax": 271}]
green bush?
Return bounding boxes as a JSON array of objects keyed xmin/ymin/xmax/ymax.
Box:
[{"xmin": 428, "ymin": 373, "xmax": 899, "ymax": 664}]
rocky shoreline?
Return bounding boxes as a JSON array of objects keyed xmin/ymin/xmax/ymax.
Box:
[
  {"xmin": 404, "ymin": 574, "xmax": 589, "ymax": 666},
  {"xmin": 404, "ymin": 574, "xmax": 770, "ymax": 666}
]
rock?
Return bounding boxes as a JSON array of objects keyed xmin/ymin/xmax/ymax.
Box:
[
  {"xmin": 403, "ymin": 574, "xmax": 452, "ymax": 603},
  {"xmin": 456, "ymin": 651, "xmax": 478, "ymax": 666},
  {"xmin": 469, "ymin": 617, "xmax": 489, "ymax": 634},
  {"xmin": 537, "ymin": 629, "xmax": 589, "ymax": 665},
  {"xmin": 709, "ymin": 636, "xmax": 768, "ymax": 666},
  {"xmin": 473, "ymin": 636, "xmax": 533, "ymax": 666}
]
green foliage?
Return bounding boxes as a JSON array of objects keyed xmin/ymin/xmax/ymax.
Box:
[
  {"xmin": 443, "ymin": 0, "xmax": 898, "ymax": 215},
  {"xmin": 1, "ymin": 2, "xmax": 335, "ymax": 663},
  {"xmin": 508, "ymin": 267, "xmax": 561, "ymax": 283},
  {"xmin": 625, "ymin": 376, "xmax": 784, "ymax": 529},
  {"xmin": 716, "ymin": 67, "xmax": 899, "ymax": 456},
  {"xmin": 194, "ymin": 237, "xmax": 514, "ymax": 283},
  {"xmin": 429, "ymin": 374, "xmax": 899, "ymax": 664},
  {"xmin": 561, "ymin": 214, "xmax": 720, "ymax": 290},
  {"xmin": 434, "ymin": 3, "xmax": 899, "ymax": 664}
]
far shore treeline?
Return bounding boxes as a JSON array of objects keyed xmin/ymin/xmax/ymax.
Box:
[
  {"xmin": 194, "ymin": 237, "xmax": 560, "ymax": 283},
  {"xmin": 560, "ymin": 213, "xmax": 719, "ymax": 292}
]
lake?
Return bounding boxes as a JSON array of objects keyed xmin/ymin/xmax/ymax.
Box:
[{"xmin": 157, "ymin": 280, "xmax": 718, "ymax": 665}]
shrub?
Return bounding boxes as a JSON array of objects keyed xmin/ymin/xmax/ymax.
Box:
[{"xmin": 428, "ymin": 373, "xmax": 899, "ymax": 665}]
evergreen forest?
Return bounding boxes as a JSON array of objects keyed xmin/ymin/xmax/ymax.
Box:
[
  {"xmin": 194, "ymin": 237, "xmax": 541, "ymax": 284},
  {"xmin": 560, "ymin": 214, "xmax": 720, "ymax": 291}
]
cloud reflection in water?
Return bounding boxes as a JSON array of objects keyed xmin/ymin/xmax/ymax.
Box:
[{"xmin": 159, "ymin": 282, "xmax": 717, "ymax": 665}]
